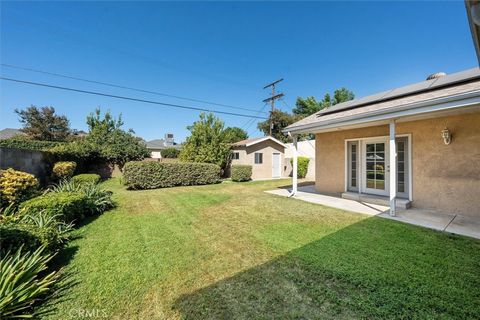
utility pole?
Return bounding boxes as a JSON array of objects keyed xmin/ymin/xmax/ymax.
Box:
[{"xmin": 263, "ymin": 78, "xmax": 284, "ymax": 136}]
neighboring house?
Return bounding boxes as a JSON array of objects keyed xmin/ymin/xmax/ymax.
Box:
[
  {"xmin": 146, "ymin": 133, "xmax": 180, "ymax": 158},
  {"xmin": 285, "ymin": 139, "xmax": 315, "ymax": 180},
  {"xmin": 0, "ymin": 128, "xmax": 25, "ymax": 139},
  {"xmin": 284, "ymin": 68, "xmax": 480, "ymax": 219},
  {"xmin": 231, "ymin": 136, "xmax": 286, "ymax": 180}
]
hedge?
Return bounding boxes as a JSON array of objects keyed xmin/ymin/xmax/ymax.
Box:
[
  {"xmin": 0, "ymin": 136, "xmax": 64, "ymax": 151},
  {"xmin": 123, "ymin": 161, "xmax": 221, "ymax": 190},
  {"xmin": 19, "ymin": 192, "xmax": 88, "ymax": 223},
  {"xmin": 161, "ymin": 147, "xmax": 180, "ymax": 158},
  {"xmin": 72, "ymin": 173, "xmax": 101, "ymax": 184},
  {"xmin": 290, "ymin": 156, "xmax": 310, "ymax": 179},
  {"xmin": 231, "ymin": 165, "xmax": 252, "ymax": 182}
]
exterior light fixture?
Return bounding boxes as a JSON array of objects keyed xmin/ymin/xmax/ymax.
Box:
[{"xmin": 441, "ymin": 127, "xmax": 452, "ymax": 145}]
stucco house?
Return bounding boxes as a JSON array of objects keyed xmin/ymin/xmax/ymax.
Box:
[
  {"xmin": 231, "ymin": 136, "xmax": 286, "ymax": 180},
  {"xmin": 284, "ymin": 68, "xmax": 480, "ymax": 219}
]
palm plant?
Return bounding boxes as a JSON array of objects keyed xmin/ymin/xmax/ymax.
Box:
[
  {"xmin": 0, "ymin": 246, "xmax": 60, "ymax": 319},
  {"xmin": 21, "ymin": 212, "xmax": 73, "ymax": 245}
]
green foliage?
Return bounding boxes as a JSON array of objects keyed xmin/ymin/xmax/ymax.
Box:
[
  {"xmin": 0, "ymin": 224, "xmax": 43, "ymax": 254},
  {"xmin": 52, "ymin": 161, "xmax": 77, "ymax": 180},
  {"xmin": 257, "ymin": 110, "xmax": 298, "ymax": 143},
  {"xmin": 0, "ymin": 169, "xmax": 39, "ymax": 207},
  {"xmin": 72, "ymin": 174, "xmax": 101, "ymax": 185},
  {"xmin": 179, "ymin": 113, "xmax": 232, "ymax": 169},
  {"xmin": 15, "ymin": 105, "xmax": 70, "ymax": 141},
  {"xmin": 0, "ymin": 246, "xmax": 61, "ymax": 319},
  {"xmin": 293, "ymin": 88, "xmax": 355, "ymax": 118},
  {"xmin": 290, "ymin": 156, "xmax": 310, "ymax": 178},
  {"xmin": 123, "ymin": 161, "xmax": 221, "ymax": 190},
  {"xmin": 19, "ymin": 192, "xmax": 88, "ymax": 224},
  {"xmin": 51, "ymin": 180, "xmax": 114, "ymax": 215},
  {"xmin": 230, "ymin": 165, "xmax": 252, "ymax": 182},
  {"xmin": 223, "ymin": 127, "xmax": 248, "ymax": 143},
  {"xmin": 0, "ymin": 135, "xmax": 64, "ymax": 151},
  {"xmin": 161, "ymin": 147, "xmax": 181, "ymax": 158}
]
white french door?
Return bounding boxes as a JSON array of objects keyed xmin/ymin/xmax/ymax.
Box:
[{"xmin": 361, "ymin": 139, "xmax": 389, "ymax": 196}]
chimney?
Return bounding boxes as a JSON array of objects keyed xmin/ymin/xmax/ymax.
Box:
[{"xmin": 165, "ymin": 133, "xmax": 174, "ymax": 146}]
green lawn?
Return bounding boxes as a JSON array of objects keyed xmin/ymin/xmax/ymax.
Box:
[{"xmin": 42, "ymin": 178, "xmax": 480, "ymax": 319}]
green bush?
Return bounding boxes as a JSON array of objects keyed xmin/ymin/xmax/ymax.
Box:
[
  {"xmin": 123, "ymin": 161, "xmax": 221, "ymax": 190},
  {"xmin": 0, "ymin": 246, "xmax": 61, "ymax": 319},
  {"xmin": 231, "ymin": 165, "xmax": 252, "ymax": 182},
  {"xmin": 0, "ymin": 135, "xmax": 64, "ymax": 151},
  {"xmin": 0, "ymin": 224, "xmax": 43, "ymax": 253},
  {"xmin": 0, "ymin": 168, "xmax": 39, "ymax": 207},
  {"xmin": 52, "ymin": 161, "xmax": 77, "ymax": 180},
  {"xmin": 72, "ymin": 173, "xmax": 101, "ymax": 184},
  {"xmin": 51, "ymin": 180, "xmax": 114, "ymax": 215},
  {"xmin": 290, "ymin": 157, "xmax": 310, "ymax": 179},
  {"xmin": 161, "ymin": 147, "xmax": 180, "ymax": 158},
  {"xmin": 19, "ymin": 192, "xmax": 88, "ymax": 224}
]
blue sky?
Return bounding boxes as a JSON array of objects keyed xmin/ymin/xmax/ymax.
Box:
[{"xmin": 0, "ymin": 1, "xmax": 477, "ymax": 142}]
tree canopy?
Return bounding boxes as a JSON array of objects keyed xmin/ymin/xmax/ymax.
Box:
[
  {"xmin": 15, "ymin": 106, "xmax": 70, "ymax": 141},
  {"xmin": 257, "ymin": 110, "xmax": 298, "ymax": 143},
  {"xmin": 292, "ymin": 87, "xmax": 355, "ymax": 118},
  {"xmin": 223, "ymin": 127, "xmax": 248, "ymax": 144},
  {"xmin": 179, "ymin": 113, "xmax": 232, "ymax": 169}
]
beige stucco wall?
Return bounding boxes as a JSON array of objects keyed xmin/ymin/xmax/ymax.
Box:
[
  {"xmin": 231, "ymin": 140, "xmax": 285, "ymax": 179},
  {"xmin": 315, "ymin": 111, "xmax": 480, "ymax": 217}
]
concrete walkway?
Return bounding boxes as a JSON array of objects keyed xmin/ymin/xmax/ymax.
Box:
[{"xmin": 265, "ymin": 185, "xmax": 480, "ymax": 240}]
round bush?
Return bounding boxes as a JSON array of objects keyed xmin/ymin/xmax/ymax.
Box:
[
  {"xmin": 0, "ymin": 168, "xmax": 39, "ymax": 206},
  {"xmin": 123, "ymin": 161, "xmax": 221, "ymax": 190},
  {"xmin": 72, "ymin": 173, "xmax": 101, "ymax": 184},
  {"xmin": 52, "ymin": 161, "xmax": 77, "ymax": 180},
  {"xmin": 231, "ymin": 165, "xmax": 252, "ymax": 182},
  {"xmin": 290, "ymin": 157, "xmax": 310, "ymax": 179}
]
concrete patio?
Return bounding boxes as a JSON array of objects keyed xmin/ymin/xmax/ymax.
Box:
[{"xmin": 266, "ymin": 185, "xmax": 480, "ymax": 240}]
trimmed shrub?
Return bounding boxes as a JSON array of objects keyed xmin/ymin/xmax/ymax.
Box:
[
  {"xmin": 19, "ymin": 192, "xmax": 88, "ymax": 224},
  {"xmin": 123, "ymin": 161, "xmax": 221, "ymax": 190},
  {"xmin": 0, "ymin": 135, "xmax": 64, "ymax": 151},
  {"xmin": 72, "ymin": 173, "xmax": 101, "ymax": 184},
  {"xmin": 0, "ymin": 168, "xmax": 39, "ymax": 206},
  {"xmin": 290, "ymin": 157, "xmax": 310, "ymax": 179},
  {"xmin": 161, "ymin": 147, "xmax": 180, "ymax": 158},
  {"xmin": 231, "ymin": 165, "xmax": 252, "ymax": 182},
  {"xmin": 0, "ymin": 246, "xmax": 61, "ymax": 319},
  {"xmin": 52, "ymin": 161, "xmax": 77, "ymax": 180},
  {"xmin": 0, "ymin": 224, "xmax": 42, "ymax": 253}
]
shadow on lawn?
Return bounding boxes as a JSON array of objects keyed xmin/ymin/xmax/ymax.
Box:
[{"xmin": 173, "ymin": 218, "xmax": 480, "ymax": 320}]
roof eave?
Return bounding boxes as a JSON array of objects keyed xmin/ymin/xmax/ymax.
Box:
[
  {"xmin": 466, "ymin": 0, "xmax": 480, "ymax": 65},
  {"xmin": 283, "ymin": 90, "xmax": 480, "ymax": 134}
]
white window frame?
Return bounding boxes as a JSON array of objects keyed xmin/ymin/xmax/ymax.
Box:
[
  {"xmin": 254, "ymin": 152, "xmax": 263, "ymax": 164},
  {"xmin": 344, "ymin": 134, "xmax": 412, "ymax": 200}
]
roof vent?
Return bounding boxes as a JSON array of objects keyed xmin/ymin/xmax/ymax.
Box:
[{"xmin": 426, "ymin": 72, "xmax": 447, "ymax": 80}]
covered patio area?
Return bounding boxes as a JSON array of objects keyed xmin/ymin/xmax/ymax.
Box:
[{"xmin": 266, "ymin": 184, "xmax": 480, "ymax": 239}]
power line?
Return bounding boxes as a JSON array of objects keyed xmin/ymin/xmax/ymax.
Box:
[
  {"xmin": 0, "ymin": 77, "xmax": 268, "ymax": 120},
  {"xmin": 242, "ymin": 102, "xmax": 269, "ymax": 132},
  {"xmin": 263, "ymin": 78, "xmax": 284, "ymax": 136},
  {"xmin": 1, "ymin": 63, "xmax": 267, "ymax": 114}
]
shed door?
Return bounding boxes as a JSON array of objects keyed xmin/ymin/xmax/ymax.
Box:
[{"xmin": 272, "ymin": 153, "xmax": 281, "ymax": 178}]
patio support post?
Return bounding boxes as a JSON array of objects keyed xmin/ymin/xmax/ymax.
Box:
[
  {"xmin": 389, "ymin": 120, "xmax": 397, "ymax": 216},
  {"xmin": 291, "ymin": 134, "xmax": 298, "ymax": 197}
]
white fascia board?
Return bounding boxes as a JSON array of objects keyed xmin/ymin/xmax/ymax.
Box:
[{"xmin": 284, "ymin": 90, "xmax": 480, "ymax": 134}]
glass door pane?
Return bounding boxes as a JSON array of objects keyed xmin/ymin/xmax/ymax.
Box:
[{"xmin": 365, "ymin": 142, "xmax": 386, "ymax": 190}]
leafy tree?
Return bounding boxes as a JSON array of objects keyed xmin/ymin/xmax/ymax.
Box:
[
  {"xmin": 15, "ymin": 106, "xmax": 70, "ymax": 141},
  {"xmin": 257, "ymin": 110, "xmax": 298, "ymax": 143},
  {"xmin": 293, "ymin": 87, "xmax": 355, "ymax": 118},
  {"xmin": 223, "ymin": 127, "xmax": 248, "ymax": 143},
  {"xmin": 179, "ymin": 113, "xmax": 231, "ymax": 169}
]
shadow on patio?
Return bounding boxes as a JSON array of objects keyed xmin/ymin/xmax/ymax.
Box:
[{"xmin": 173, "ymin": 217, "xmax": 480, "ymax": 319}]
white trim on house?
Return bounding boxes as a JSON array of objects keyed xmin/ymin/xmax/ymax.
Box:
[{"xmin": 285, "ymin": 90, "xmax": 480, "ymax": 134}]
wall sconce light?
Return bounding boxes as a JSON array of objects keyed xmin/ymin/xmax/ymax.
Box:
[{"xmin": 441, "ymin": 127, "xmax": 452, "ymax": 145}]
